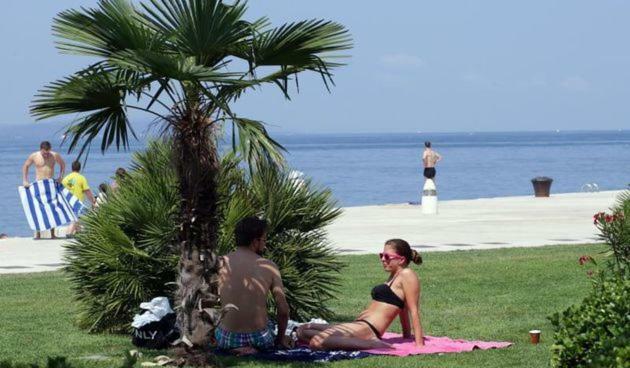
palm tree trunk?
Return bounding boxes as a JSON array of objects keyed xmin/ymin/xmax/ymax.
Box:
[{"xmin": 173, "ymin": 115, "xmax": 221, "ymax": 365}]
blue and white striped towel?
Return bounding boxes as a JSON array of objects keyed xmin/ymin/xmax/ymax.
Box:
[{"xmin": 18, "ymin": 179, "xmax": 85, "ymax": 231}]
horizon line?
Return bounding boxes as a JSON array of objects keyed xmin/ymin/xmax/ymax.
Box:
[{"xmin": 0, "ymin": 121, "xmax": 626, "ymax": 137}]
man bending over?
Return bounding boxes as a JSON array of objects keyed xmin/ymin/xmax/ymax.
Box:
[{"xmin": 215, "ymin": 216, "xmax": 290, "ymax": 355}]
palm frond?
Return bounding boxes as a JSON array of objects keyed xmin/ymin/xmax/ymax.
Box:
[
  {"xmin": 141, "ymin": 0, "xmax": 252, "ymax": 66},
  {"xmin": 248, "ymin": 159, "xmax": 342, "ymax": 233},
  {"xmin": 109, "ymin": 49, "xmax": 243, "ymax": 82},
  {"xmin": 31, "ymin": 66, "xmax": 146, "ymax": 155},
  {"xmin": 249, "ymin": 19, "xmax": 352, "ymax": 87},
  {"xmin": 232, "ymin": 117, "xmax": 286, "ymax": 168},
  {"xmin": 614, "ymin": 189, "xmax": 630, "ymax": 212},
  {"xmin": 252, "ymin": 19, "xmax": 351, "ymax": 65},
  {"xmin": 53, "ymin": 0, "xmax": 162, "ymax": 57}
]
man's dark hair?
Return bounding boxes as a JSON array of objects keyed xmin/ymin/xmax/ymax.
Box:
[
  {"xmin": 40, "ymin": 141, "xmax": 51, "ymax": 150},
  {"xmin": 235, "ymin": 216, "xmax": 268, "ymax": 247},
  {"xmin": 424, "ymin": 141, "xmax": 431, "ymax": 148},
  {"xmin": 72, "ymin": 161, "xmax": 81, "ymax": 172}
]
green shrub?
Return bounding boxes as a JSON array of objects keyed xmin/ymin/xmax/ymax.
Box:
[
  {"xmin": 65, "ymin": 141, "xmax": 180, "ymax": 332},
  {"xmin": 593, "ymin": 190, "xmax": 630, "ymax": 272},
  {"xmin": 65, "ymin": 141, "xmax": 343, "ymax": 332},
  {"xmin": 549, "ymin": 190, "xmax": 630, "ymax": 367},
  {"xmin": 549, "ymin": 275, "xmax": 630, "ymax": 368}
]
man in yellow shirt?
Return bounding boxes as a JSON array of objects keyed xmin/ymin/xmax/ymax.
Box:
[{"xmin": 62, "ymin": 161, "xmax": 96, "ymax": 237}]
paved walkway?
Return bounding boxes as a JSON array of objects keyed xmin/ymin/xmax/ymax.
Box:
[
  {"xmin": 0, "ymin": 237, "xmax": 66, "ymax": 274},
  {"xmin": 0, "ymin": 191, "xmax": 621, "ymax": 274},
  {"xmin": 327, "ymin": 191, "xmax": 619, "ymax": 254}
]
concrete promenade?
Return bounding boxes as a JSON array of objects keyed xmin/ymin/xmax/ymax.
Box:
[
  {"xmin": 327, "ymin": 191, "xmax": 620, "ymax": 254},
  {"xmin": 0, "ymin": 190, "xmax": 622, "ymax": 274}
]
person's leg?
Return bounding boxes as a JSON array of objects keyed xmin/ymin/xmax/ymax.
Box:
[
  {"xmin": 67, "ymin": 222, "xmax": 78, "ymax": 237},
  {"xmin": 34, "ymin": 231, "xmax": 41, "ymax": 240},
  {"xmin": 308, "ymin": 322, "xmax": 392, "ymax": 351},
  {"xmin": 311, "ymin": 334, "xmax": 391, "ymax": 350},
  {"xmin": 51, "ymin": 228, "xmax": 57, "ymax": 239},
  {"xmin": 230, "ymin": 346, "xmax": 258, "ymax": 356},
  {"xmin": 297, "ymin": 323, "xmax": 331, "ymax": 342}
]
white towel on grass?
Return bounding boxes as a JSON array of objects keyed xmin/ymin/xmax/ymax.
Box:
[{"xmin": 18, "ymin": 179, "xmax": 84, "ymax": 231}]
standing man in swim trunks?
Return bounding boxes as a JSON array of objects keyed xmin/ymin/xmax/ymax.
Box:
[
  {"xmin": 22, "ymin": 141, "xmax": 66, "ymax": 239},
  {"xmin": 215, "ymin": 216, "xmax": 290, "ymax": 355},
  {"xmin": 422, "ymin": 141, "xmax": 441, "ymax": 180}
]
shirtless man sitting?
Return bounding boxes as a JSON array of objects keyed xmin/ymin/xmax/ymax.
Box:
[
  {"xmin": 215, "ymin": 216, "xmax": 290, "ymax": 355},
  {"xmin": 422, "ymin": 141, "xmax": 442, "ymax": 180},
  {"xmin": 22, "ymin": 141, "xmax": 66, "ymax": 239}
]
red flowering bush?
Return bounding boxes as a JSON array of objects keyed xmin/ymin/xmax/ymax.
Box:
[
  {"xmin": 550, "ymin": 191, "xmax": 630, "ymax": 367},
  {"xmin": 593, "ymin": 206, "xmax": 629, "ymax": 272},
  {"xmin": 577, "ymin": 255, "xmax": 596, "ymax": 277},
  {"xmin": 578, "ymin": 255, "xmax": 595, "ymax": 266}
]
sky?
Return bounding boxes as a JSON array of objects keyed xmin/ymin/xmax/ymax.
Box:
[{"xmin": 1, "ymin": 0, "xmax": 629, "ymax": 133}]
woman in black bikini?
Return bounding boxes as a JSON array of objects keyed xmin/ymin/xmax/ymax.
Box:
[{"xmin": 297, "ymin": 239, "xmax": 424, "ymax": 350}]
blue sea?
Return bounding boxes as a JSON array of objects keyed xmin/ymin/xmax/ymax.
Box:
[{"xmin": 2, "ymin": 123, "xmax": 629, "ymax": 237}]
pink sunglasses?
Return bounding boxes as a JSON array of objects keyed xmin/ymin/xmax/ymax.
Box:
[{"xmin": 379, "ymin": 252, "xmax": 405, "ymax": 262}]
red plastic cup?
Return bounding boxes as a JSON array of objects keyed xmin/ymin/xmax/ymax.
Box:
[{"xmin": 529, "ymin": 330, "xmax": 541, "ymax": 344}]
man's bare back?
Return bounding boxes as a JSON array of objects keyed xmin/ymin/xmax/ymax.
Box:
[
  {"xmin": 422, "ymin": 149, "xmax": 441, "ymax": 168},
  {"xmin": 219, "ymin": 248, "xmax": 286, "ymax": 333},
  {"xmin": 215, "ymin": 217, "xmax": 289, "ymax": 353}
]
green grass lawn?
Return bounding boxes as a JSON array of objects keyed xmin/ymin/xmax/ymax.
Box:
[{"xmin": 0, "ymin": 244, "xmax": 604, "ymax": 367}]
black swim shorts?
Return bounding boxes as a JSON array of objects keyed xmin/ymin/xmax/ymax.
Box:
[{"xmin": 423, "ymin": 167, "xmax": 436, "ymax": 179}]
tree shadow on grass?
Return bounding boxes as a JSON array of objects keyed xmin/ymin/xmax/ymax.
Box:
[
  {"xmin": 218, "ymin": 354, "xmax": 374, "ymax": 368},
  {"xmin": 219, "ymin": 355, "xmax": 313, "ymax": 368}
]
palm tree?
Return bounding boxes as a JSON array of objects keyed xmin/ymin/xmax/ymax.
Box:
[
  {"xmin": 30, "ymin": 0, "xmax": 351, "ymax": 362},
  {"xmin": 64, "ymin": 141, "xmax": 343, "ymax": 334}
]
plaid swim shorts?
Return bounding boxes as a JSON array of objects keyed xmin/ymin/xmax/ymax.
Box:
[{"xmin": 214, "ymin": 324, "xmax": 275, "ymax": 351}]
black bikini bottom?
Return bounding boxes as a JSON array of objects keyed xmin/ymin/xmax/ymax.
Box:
[{"xmin": 355, "ymin": 319, "xmax": 382, "ymax": 339}]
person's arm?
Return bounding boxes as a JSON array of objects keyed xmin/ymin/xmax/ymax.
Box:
[
  {"xmin": 435, "ymin": 152, "xmax": 442, "ymax": 163},
  {"xmin": 399, "ymin": 307, "xmax": 412, "ymax": 339},
  {"xmin": 81, "ymin": 179, "xmax": 95, "ymax": 205},
  {"xmin": 55, "ymin": 153, "xmax": 66, "ymax": 182},
  {"xmin": 22, "ymin": 154, "xmax": 33, "ymax": 187},
  {"xmin": 85, "ymin": 189, "xmax": 96, "ymax": 205},
  {"xmin": 401, "ymin": 270, "xmax": 424, "ymax": 347},
  {"xmin": 269, "ymin": 262, "xmax": 290, "ymax": 347}
]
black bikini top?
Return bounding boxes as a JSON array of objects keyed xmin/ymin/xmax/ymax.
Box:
[{"xmin": 371, "ymin": 274, "xmax": 404, "ymax": 309}]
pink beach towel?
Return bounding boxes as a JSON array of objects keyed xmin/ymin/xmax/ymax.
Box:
[{"xmin": 364, "ymin": 333, "xmax": 512, "ymax": 356}]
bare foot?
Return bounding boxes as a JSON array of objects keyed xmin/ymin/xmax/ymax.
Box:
[{"xmin": 230, "ymin": 346, "xmax": 259, "ymax": 356}]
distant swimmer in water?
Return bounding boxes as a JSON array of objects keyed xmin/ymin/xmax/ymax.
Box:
[{"xmin": 422, "ymin": 141, "xmax": 441, "ymax": 180}]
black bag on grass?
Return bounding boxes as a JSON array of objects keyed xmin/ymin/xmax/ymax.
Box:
[
  {"xmin": 132, "ymin": 312, "xmax": 179, "ymax": 349},
  {"xmin": 131, "ymin": 297, "xmax": 180, "ymax": 349}
]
